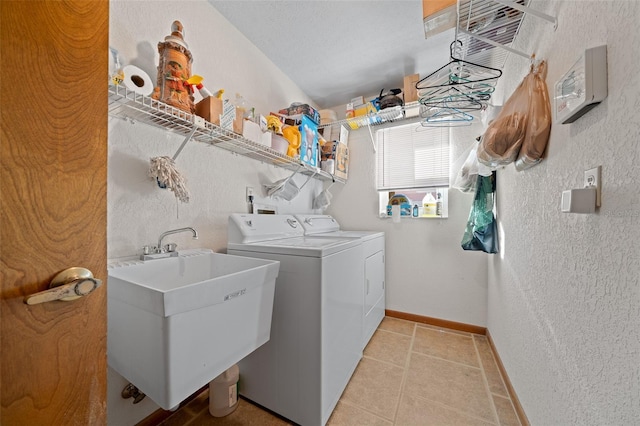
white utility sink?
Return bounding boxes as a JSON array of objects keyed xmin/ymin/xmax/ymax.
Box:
[{"xmin": 107, "ymin": 249, "xmax": 279, "ymax": 410}]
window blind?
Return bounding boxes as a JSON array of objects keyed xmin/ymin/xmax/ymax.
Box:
[{"xmin": 376, "ymin": 124, "xmax": 450, "ymax": 191}]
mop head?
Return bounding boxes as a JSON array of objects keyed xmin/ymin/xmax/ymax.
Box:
[{"xmin": 149, "ymin": 156, "xmax": 190, "ymax": 203}]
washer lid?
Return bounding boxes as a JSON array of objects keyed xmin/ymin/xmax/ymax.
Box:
[
  {"xmin": 320, "ymin": 230, "xmax": 385, "ymax": 241},
  {"xmin": 293, "ymin": 214, "xmax": 384, "ymax": 241},
  {"xmin": 228, "ymin": 235, "xmax": 360, "ymax": 257},
  {"xmin": 294, "ymin": 214, "xmax": 340, "ymax": 234}
]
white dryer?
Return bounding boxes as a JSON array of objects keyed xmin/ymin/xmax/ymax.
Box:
[
  {"xmin": 227, "ymin": 214, "xmax": 363, "ymax": 426},
  {"xmin": 294, "ymin": 214, "xmax": 385, "ymax": 350}
]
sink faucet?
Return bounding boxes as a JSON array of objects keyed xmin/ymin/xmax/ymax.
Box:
[
  {"xmin": 141, "ymin": 227, "xmax": 199, "ymax": 260},
  {"xmin": 157, "ymin": 227, "xmax": 198, "ymax": 252}
]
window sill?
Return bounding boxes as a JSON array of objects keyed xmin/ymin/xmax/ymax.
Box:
[{"xmin": 379, "ymin": 214, "xmax": 448, "ymax": 220}]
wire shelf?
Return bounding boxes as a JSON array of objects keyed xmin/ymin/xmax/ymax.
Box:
[
  {"xmin": 108, "ymin": 85, "xmax": 341, "ymax": 183},
  {"xmin": 456, "ymin": 0, "xmax": 526, "ymax": 68},
  {"xmin": 317, "ymin": 102, "xmax": 422, "ymax": 130},
  {"xmin": 456, "ymin": 0, "xmax": 557, "ymax": 65}
]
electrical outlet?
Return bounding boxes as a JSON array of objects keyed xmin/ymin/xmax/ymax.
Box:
[
  {"xmin": 584, "ymin": 166, "xmax": 602, "ymax": 207},
  {"xmin": 246, "ymin": 186, "xmax": 254, "ymax": 203}
]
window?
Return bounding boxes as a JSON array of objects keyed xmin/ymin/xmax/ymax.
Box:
[{"xmin": 376, "ymin": 123, "xmax": 449, "ymax": 218}]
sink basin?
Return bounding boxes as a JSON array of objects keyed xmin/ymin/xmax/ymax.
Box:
[{"xmin": 107, "ymin": 249, "xmax": 279, "ymax": 410}]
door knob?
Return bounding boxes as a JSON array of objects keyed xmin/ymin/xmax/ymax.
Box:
[{"xmin": 24, "ymin": 267, "xmax": 102, "ymax": 305}]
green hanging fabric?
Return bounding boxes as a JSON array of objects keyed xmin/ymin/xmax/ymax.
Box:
[{"xmin": 461, "ymin": 171, "xmax": 499, "ymax": 254}]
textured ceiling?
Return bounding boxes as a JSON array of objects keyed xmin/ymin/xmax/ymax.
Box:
[{"xmin": 208, "ymin": 0, "xmax": 455, "ymax": 109}]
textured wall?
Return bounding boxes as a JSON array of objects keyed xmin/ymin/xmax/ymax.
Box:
[
  {"xmin": 328, "ymin": 119, "xmax": 489, "ymax": 327},
  {"xmin": 108, "ymin": 1, "xmax": 322, "ymax": 424},
  {"xmin": 487, "ymin": 1, "xmax": 640, "ymax": 424},
  {"xmin": 108, "ymin": 0, "xmax": 323, "ymax": 261}
]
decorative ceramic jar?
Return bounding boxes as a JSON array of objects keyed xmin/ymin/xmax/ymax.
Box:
[{"xmin": 152, "ymin": 21, "xmax": 194, "ymax": 113}]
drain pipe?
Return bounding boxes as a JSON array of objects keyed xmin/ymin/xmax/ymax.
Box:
[{"xmin": 121, "ymin": 383, "xmax": 146, "ymax": 404}]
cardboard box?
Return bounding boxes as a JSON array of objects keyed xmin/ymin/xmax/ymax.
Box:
[
  {"xmin": 334, "ymin": 142, "xmax": 349, "ymax": 180},
  {"xmin": 340, "ymin": 126, "xmax": 349, "ymax": 146},
  {"xmin": 233, "ymin": 113, "xmax": 243, "ymax": 134},
  {"xmin": 403, "ymin": 73, "xmax": 420, "ymax": 103},
  {"xmin": 354, "ymin": 102, "xmax": 377, "ymax": 117},
  {"xmin": 423, "ymin": 0, "xmax": 456, "ymax": 19},
  {"xmin": 258, "ymin": 114, "xmax": 267, "ymax": 131},
  {"xmin": 321, "ymin": 141, "xmax": 349, "ymax": 180},
  {"xmin": 195, "ymin": 96, "xmax": 221, "ymax": 123},
  {"xmin": 321, "ymin": 141, "xmax": 335, "ymax": 161},
  {"xmin": 219, "ymin": 99, "xmax": 236, "ymax": 130},
  {"xmin": 195, "ymin": 97, "xmax": 243, "ymax": 134},
  {"xmin": 350, "ymin": 96, "xmax": 365, "ymax": 106},
  {"xmin": 299, "ymin": 115, "xmax": 318, "ymax": 168},
  {"xmin": 278, "ymin": 104, "xmax": 320, "ymax": 124},
  {"xmin": 422, "ymin": 0, "xmax": 457, "ymax": 37},
  {"xmin": 269, "ymin": 111, "xmax": 314, "ymax": 129}
]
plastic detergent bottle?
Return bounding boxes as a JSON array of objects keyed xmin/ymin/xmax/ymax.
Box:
[
  {"xmin": 209, "ymin": 364, "xmax": 239, "ymax": 417},
  {"xmin": 422, "ymin": 193, "xmax": 437, "ymax": 216}
]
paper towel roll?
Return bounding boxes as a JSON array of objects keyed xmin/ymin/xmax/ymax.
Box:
[{"xmin": 122, "ymin": 65, "xmax": 153, "ymax": 96}]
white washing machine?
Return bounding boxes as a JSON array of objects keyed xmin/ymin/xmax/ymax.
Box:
[
  {"xmin": 294, "ymin": 215, "xmax": 386, "ymax": 350},
  {"xmin": 227, "ymin": 214, "xmax": 363, "ymax": 426}
]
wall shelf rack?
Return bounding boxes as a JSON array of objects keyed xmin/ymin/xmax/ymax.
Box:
[
  {"xmin": 317, "ymin": 102, "xmax": 423, "ymax": 152},
  {"xmin": 456, "ymin": 0, "xmax": 557, "ymax": 67},
  {"xmin": 108, "ymin": 84, "xmax": 341, "ymax": 183},
  {"xmin": 317, "ymin": 102, "xmax": 422, "ymax": 131}
]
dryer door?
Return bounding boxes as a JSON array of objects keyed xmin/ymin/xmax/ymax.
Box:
[{"xmin": 365, "ymin": 250, "xmax": 385, "ymax": 316}]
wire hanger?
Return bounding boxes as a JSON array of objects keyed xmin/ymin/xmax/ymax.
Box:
[
  {"xmin": 419, "ymin": 87, "xmax": 487, "ymax": 111},
  {"xmin": 416, "ymin": 41, "xmax": 502, "ymax": 93}
]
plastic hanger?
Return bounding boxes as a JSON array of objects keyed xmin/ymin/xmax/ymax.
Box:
[
  {"xmin": 418, "ymin": 80, "xmax": 497, "ymax": 104},
  {"xmin": 420, "ymin": 105, "xmax": 474, "ymax": 127}
]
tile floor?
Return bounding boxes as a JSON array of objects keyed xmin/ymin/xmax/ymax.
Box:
[{"xmin": 156, "ymin": 317, "xmax": 521, "ymax": 426}]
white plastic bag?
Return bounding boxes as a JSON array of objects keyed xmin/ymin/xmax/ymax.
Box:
[{"xmin": 453, "ymin": 142, "xmax": 480, "ymax": 193}]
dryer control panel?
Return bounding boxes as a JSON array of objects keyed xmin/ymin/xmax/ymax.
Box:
[{"xmin": 228, "ymin": 214, "xmax": 304, "ymax": 244}]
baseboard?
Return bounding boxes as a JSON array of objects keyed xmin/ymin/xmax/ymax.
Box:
[
  {"xmin": 135, "ymin": 384, "xmax": 208, "ymax": 426},
  {"xmin": 135, "ymin": 408, "xmax": 171, "ymax": 426},
  {"xmin": 486, "ymin": 330, "xmax": 530, "ymax": 426},
  {"xmin": 385, "ymin": 309, "xmax": 487, "ymax": 335}
]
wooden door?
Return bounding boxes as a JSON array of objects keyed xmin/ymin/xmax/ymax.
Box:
[{"xmin": 1, "ymin": 1, "xmax": 108, "ymax": 424}]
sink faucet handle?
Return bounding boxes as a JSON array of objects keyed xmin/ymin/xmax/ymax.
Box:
[
  {"xmin": 164, "ymin": 243, "xmax": 178, "ymax": 253},
  {"xmin": 142, "ymin": 245, "xmax": 152, "ymax": 255}
]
